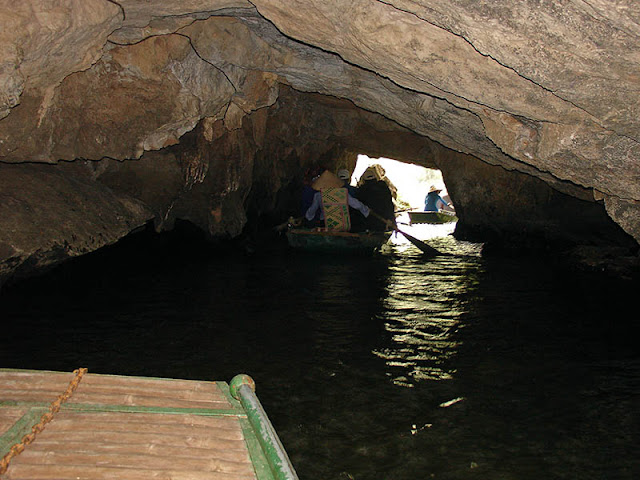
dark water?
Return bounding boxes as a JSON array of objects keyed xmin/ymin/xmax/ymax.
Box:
[{"xmin": 1, "ymin": 225, "xmax": 638, "ymax": 480}]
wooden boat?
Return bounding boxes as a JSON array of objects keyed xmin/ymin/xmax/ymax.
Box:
[
  {"xmin": 0, "ymin": 368, "xmax": 299, "ymax": 480},
  {"xmin": 286, "ymin": 228, "xmax": 391, "ymax": 254},
  {"xmin": 408, "ymin": 211, "xmax": 457, "ymax": 224}
]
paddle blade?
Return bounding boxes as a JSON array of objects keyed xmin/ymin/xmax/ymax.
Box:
[{"xmin": 397, "ymin": 228, "xmax": 443, "ymax": 256}]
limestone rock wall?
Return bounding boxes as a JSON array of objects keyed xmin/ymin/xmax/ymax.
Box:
[
  {"xmin": 0, "ymin": 162, "xmax": 152, "ymax": 283},
  {"xmin": 437, "ymin": 151, "xmax": 635, "ymax": 252},
  {"xmin": 251, "ymin": 0, "xmax": 640, "ymax": 240},
  {"xmin": 0, "ymin": 0, "xmax": 639, "ymax": 283}
]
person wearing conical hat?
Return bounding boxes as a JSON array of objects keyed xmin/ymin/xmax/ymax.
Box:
[
  {"xmin": 337, "ymin": 169, "xmax": 359, "ymax": 197},
  {"xmin": 424, "ymin": 185, "xmax": 450, "ymax": 212},
  {"xmin": 304, "ymin": 170, "xmax": 371, "ymax": 230},
  {"xmin": 357, "ymin": 168, "xmax": 396, "ymax": 231},
  {"xmin": 336, "ymin": 169, "xmax": 351, "ymax": 182}
]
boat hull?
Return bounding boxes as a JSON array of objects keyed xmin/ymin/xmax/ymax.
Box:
[
  {"xmin": 408, "ymin": 211, "xmax": 457, "ymax": 224},
  {"xmin": 286, "ymin": 229, "xmax": 390, "ymax": 253}
]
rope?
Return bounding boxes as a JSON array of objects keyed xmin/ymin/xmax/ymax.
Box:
[{"xmin": 0, "ymin": 368, "xmax": 88, "ymax": 475}]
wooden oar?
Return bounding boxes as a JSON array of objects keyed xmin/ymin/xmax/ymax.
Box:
[
  {"xmin": 395, "ymin": 227, "xmax": 444, "ymax": 256},
  {"xmin": 369, "ymin": 210, "xmax": 444, "ymax": 256}
]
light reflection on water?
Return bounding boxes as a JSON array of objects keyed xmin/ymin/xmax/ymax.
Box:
[{"xmin": 376, "ymin": 222, "xmax": 481, "ymax": 386}]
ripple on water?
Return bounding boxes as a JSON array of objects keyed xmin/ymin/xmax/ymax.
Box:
[{"xmin": 372, "ymin": 234, "xmax": 482, "ymax": 387}]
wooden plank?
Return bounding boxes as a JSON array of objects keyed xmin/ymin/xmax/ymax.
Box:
[
  {"xmin": 70, "ymin": 392, "xmax": 230, "ymax": 409},
  {"xmin": 45, "ymin": 411, "xmax": 244, "ymax": 430},
  {"xmin": 74, "ymin": 378, "xmax": 229, "ymax": 404},
  {"xmin": 13, "ymin": 450, "xmax": 255, "ymax": 475},
  {"xmin": 34, "ymin": 429, "xmax": 249, "ymax": 451},
  {"xmin": 2, "ymin": 391, "xmax": 229, "ymax": 410},
  {"xmin": 0, "ymin": 390, "xmax": 77, "ymax": 403},
  {"xmin": 0, "ymin": 371, "xmax": 74, "ymax": 393},
  {"xmin": 80, "ymin": 374, "xmax": 225, "ymax": 392},
  {"xmin": 20, "ymin": 441, "xmax": 252, "ymax": 464},
  {"xmin": 0, "ymin": 373, "xmax": 232, "ymax": 410},
  {"xmin": 44, "ymin": 419, "xmax": 245, "ymax": 441},
  {"xmin": 60, "ymin": 403, "xmax": 242, "ymax": 417},
  {"xmin": 0, "ymin": 378, "xmax": 72, "ymax": 392},
  {"xmin": 4, "ymin": 464, "xmax": 257, "ymax": 480},
  {"xmin": 0, "ymin": 371, "xmax": 73, "ymax": 381},
  {"xmin": 0, "ymin": 371, "xmax": 227, "ymax": 400}
]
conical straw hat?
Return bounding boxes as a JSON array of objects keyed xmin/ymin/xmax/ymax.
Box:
[
  {"xmin": 312, "ymin": 170, "xmax": 344, "ymax": 190},
  {"xmin": 361, "ymin": 168, "xmax": 378, "ymax": 181}
]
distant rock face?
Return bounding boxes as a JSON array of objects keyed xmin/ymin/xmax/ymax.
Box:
[{"xmin": 0, "ymin": 0, "xmax": 639, "ymax": 283}]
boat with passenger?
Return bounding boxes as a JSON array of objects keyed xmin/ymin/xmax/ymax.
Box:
[
  {"xmin": 287, "ymin": 169, "xmax": 392, "ymax": 254},
  {"xmin": 286, "ymin": 228, "xmax": 391, "ymax": 254},
  {"xmin": 408, "ymin": 210, "xmax": 457, "ymax": 224}
]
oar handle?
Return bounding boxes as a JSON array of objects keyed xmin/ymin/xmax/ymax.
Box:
[{"xmin": 368, "ymin": 209, "xmax": 396, "ymax": 230}]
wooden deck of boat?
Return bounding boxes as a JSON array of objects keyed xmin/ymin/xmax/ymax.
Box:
[{"xmin": 0, "ymin": 369, "xmax": 291, "ymax": 480}]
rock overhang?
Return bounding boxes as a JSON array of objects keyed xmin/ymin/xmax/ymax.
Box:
[{"xmin": 0, "ymin": 0, "xmax": 639, "ymax": 284}]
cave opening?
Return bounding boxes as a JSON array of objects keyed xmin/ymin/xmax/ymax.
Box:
[{"xmin": 353, "ymin": 154, "xmax": 451, "ymax": 213}]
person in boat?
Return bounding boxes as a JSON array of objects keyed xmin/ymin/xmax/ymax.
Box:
[
  {"xmin": 356, "ymin": 168, "xmax": 396, "ymax": 231},
  {"xmin": 300, "ymin": 166, "xmax": 324, "ymax": 224},
  {"xmin": 336, "ymin": 169, "xmax": 368, "ymax": 231},
  {"xmin": 424, "ymin": 185, "xmax": 451, "ymax": 212},
  {"xmin": 304, "ymin": 170, "xmax": 370, "ymax": 232},
  {"xmin": 337, "ymin": 169, "xmax": 359, "ymax": 197}
]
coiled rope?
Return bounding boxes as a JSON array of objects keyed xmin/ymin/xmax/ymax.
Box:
[{"xmin": 0, "ymin": 367, "xmax": 88, "ymax": 475}]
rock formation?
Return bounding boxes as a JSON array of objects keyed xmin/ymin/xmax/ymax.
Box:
[{"xmin": 1, "ymin": 0, "xmax": 639, "ymax": 285}]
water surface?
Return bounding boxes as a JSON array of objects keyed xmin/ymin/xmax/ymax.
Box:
[{"xmin": 0, "ymin": 224, "xmax": 637, "ymax": 479}]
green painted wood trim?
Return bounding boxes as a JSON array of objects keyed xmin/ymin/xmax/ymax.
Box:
[
  {"xmin": 238, "ymin": 417, "xmax": 277, "ymax": 480},
  {"xmin": 238, "ymin": 387, "xmax": 298, "ymax": 480},
  {"xmin": 0, "ymin": 407, "xmax": 46, "ymax": 458},
  {"xmin": 217, "ymin": 381, "xmax": 244, "ymax": 409},
  {"xmin": 61, "ymin": 403, "xmax": 246, "ymax": 416},
  {"xmin": 229, "ymin": 376, "xmax": 299, "ymax": 480}
]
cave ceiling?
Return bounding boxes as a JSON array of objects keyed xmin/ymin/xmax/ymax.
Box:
[{"xmin": 0, "ymin": 0, "xmax": 639, "ymax": 283}]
